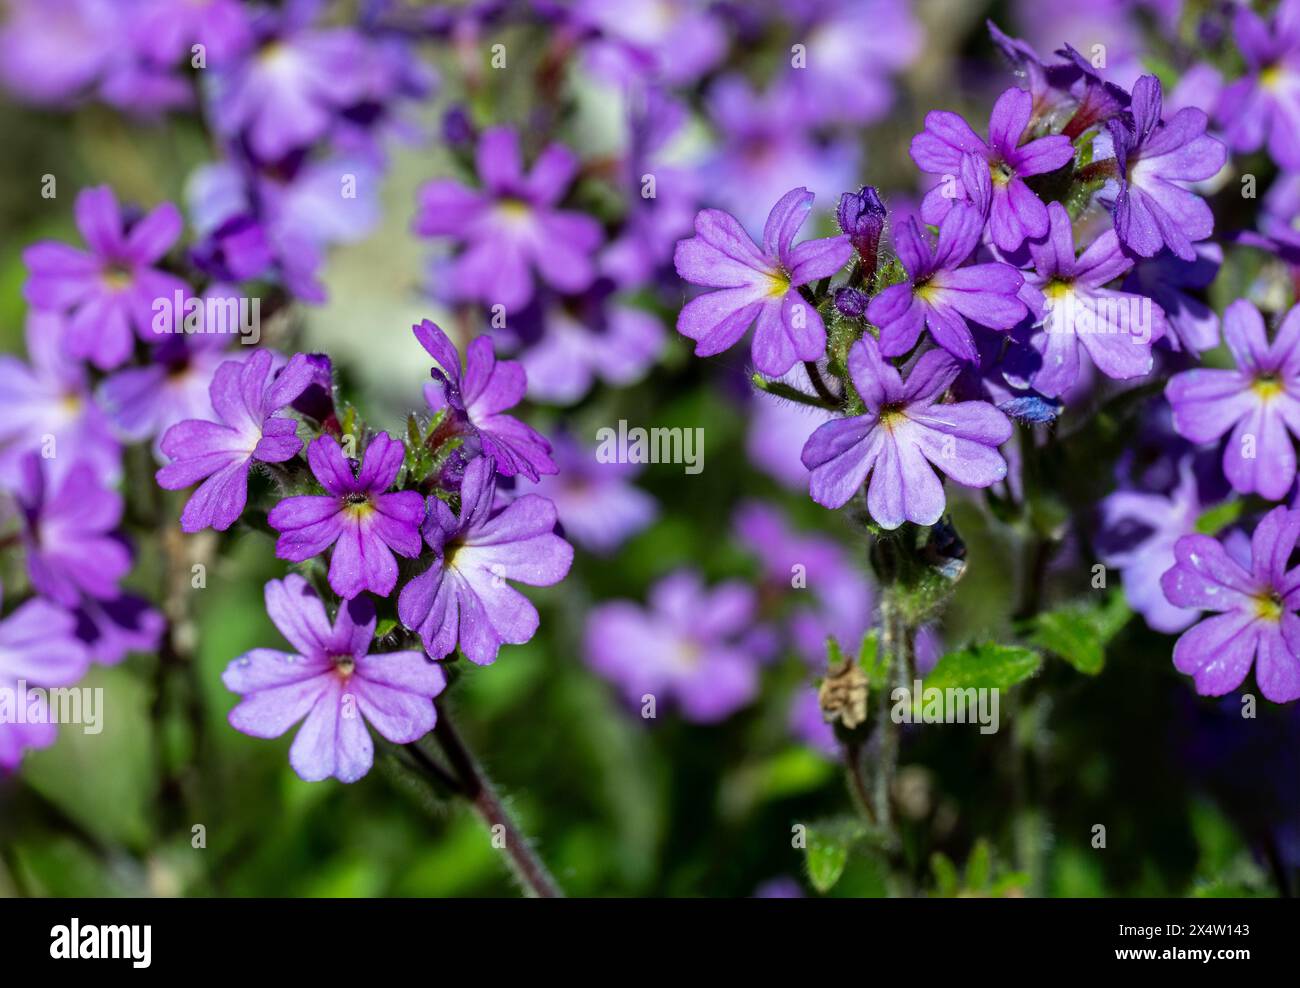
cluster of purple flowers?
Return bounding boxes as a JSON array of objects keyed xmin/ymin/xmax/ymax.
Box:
[{"xmin": 153, "ymin": 320, "xmax": 573, "ymax": 781}]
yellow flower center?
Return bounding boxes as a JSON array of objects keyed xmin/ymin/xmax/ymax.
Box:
[
  {"xmin": 1253, "ymin": 592, "xmax": 1284, "ymax": 623},
  {"xmin": 989, "ymin": 159, "xmax": 1015, "ymax": 187},
  {"xmin": 879, "ymin": 403, "xmax": 908, "ymax": 430},
  {"xmin": 1043, "ymin": 277, "xmax": 1075, "ymax": 301},
  {"xmin": 1261, "ymin": 64, "xmax": 1286, "ymax": 91},
  {"xmin": 102, "ymin": 264, "xmax": 132, "ymax": 291},
  {"xmin": 333, "ymin": 655, "xmax": 356, "ymax": 678},
  {"xmin": 1253, "ymin": 373, "xmax": 1284, "ymax": 400},
  {"xmin": 766, "ymin": 269, "xmax": 792, "ymax": 298},
  {"xmin": 343, "ymin": 493, "xmax": 374, "ymax": 519}
]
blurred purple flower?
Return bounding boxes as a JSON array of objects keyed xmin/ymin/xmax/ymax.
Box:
[
  {"xmin": 570, "ymin": 0, "xmax": 727, "ymax": 85},
  {"xmin": 398, "ymin": 456, "xmax": 573, "ymax": 665},
  {"xmin": 674, "ymin": 187, "xmax": 851, "ymax": 376},
  {"xmin": 584, "ymin": 569, "xmax": 769, "ymax": 723},
  {"xmin": 16, "ymin": 455, "xmax": 131, "ymax": 608},
  {"xmin": 155, "ymin": 350, "xmax": 314, "ymax": 533},
  {"xmin": 0, "ymin": 590, "xmax": 90, "ymax": 771},
  {"xmin": 22, "ymin": 186, "xmax": 186, "ymax": 370},
  {"xmin": 224, "ymin": 574, "xmax": 446, "ymax": 783},
  {"xmin": 1098, "ymin": 459, "xmax": 1203, "ymax": 634},
  {"xmin": 1162, "ymin": 506, "xmax": 1300, "ymax": 702},
  {"xmin": 73, "ymin": 594, "xmax": 165, "ymax": 667},
  {"xmin": 802, "ymin": 336, "xmax": 1012, "ymax": 525},
  {"xmin": 532, "ymin": 434, "xmax": 657, "ymax": 555},
  {"xmin": 1121, "ymin": 245, "xmax": 1221, "ymax": 355},
  {"xmin": 0, "ymin": 312, "xmax": 121, "ymax": 487},
  {"xmin": 414, "ymin": 126, "xmax": 603, "ymax": 312},
  {"xmin": 1216, "ymin": 0, "xmax": 1300, "ymax": 170}
]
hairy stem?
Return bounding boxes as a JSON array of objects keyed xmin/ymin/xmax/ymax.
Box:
[
  {"xmin": 430, "ymin": 706, "xmax": 563, "ymax": 898},
  {"xmin": 751, "ymin": 373, "xmax": 839, "ymax": 410},
  {"xmin": 874, "ymin": 590, "xmax": 914, "ymax": 829},
  {"xmin": 803, "ymin": 361, "xmax": 840, "ymax": 406}
]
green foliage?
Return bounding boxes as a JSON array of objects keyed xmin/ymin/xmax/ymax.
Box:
[
  {"xmin": 925, "ymin": 643, "xmax": 1043, "ymax": 690},
  {"xmin": 1028, "ymin": 592, "xmax": 1132, "ymax": 675}
]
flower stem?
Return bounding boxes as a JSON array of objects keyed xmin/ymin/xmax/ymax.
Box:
[
  {"xmin": 430, "ymin": 705, "xmax": 564, "ymax": 898},
  {"xmin": 751, "ymin": 373, "xmax": 839, "ymax": 410}
]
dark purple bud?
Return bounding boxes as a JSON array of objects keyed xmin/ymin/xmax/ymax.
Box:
[
  {"xmin": 834, "ymin": 286, "xmax": 870, "ymax": 318},
  {"xmin": 998, "ymin": 395, "xmax": 1062, "ymax": 424},
  {"xmin": 442, "ymin": 105, "xmax": 475, "ymax": 146},
  {"xmin": 290, "ymin": 353, "xmax": 336, "ymax": 423},
  {"xmin": 836, "ymin": 186, "xmax": 886, "ymax": 276}
]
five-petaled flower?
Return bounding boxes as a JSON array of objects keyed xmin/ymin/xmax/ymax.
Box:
[
  {"xmin": 269, "ymin": 432, "xmax": 425, "ymax": 600},
  {"xmin": 398, "ymin": 456, "xmax": 573, "ymax": 666},
  {"xmin": 673, "ymin": 187, "xmax": 852, "ymax": 377},
  {"xmin": 155, "ymin": 349, "xmax": 314, "ymax": 532},
  {"xmin": 223, "ymin": 575, "xmax": 447, "ymax": 783},
  {"xmin": 801, "ymin": 334, "xmax": 1012, "ymax": 527},
  {"xmin": 1161, "ymin": 506, "xmax": 1300, "ymax": 702},
  {"xmin": 1166, "ymin": 300, "xmax": 1300, "ymax": 502}
]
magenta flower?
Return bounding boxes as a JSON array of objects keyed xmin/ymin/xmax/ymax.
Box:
[
  {"xmin": 16, "ymin": 455, "xmax": 131, "ymax": 608},
  {"xmin": 413, "ymin": 126, "xmax": 602, "ymax": 312},
  {"xmin": 1014, "ymin": 202, "xmax": 1165, "ymax": 397},
  {"xmin": 910, "ymin": 86, "xmax": 1074, "ymax": 252},
  {"xmin": 1107, "ymin": 74, "xmax": 1226, "ymax": 262},
  {"xmin": 397, "ymin": 456, "xmax": 573, "ymax": 666},
  {"xmin": 269, "ymin": 433, "xmax": 424, "ymax": 600},
  {"xmin": 1166, "ymin": 300, "xmax": 1300, "ymax": 501},
  {"xmin": 673, "ymin": 187, "xmax": 852, "ymax": 377},
  {"xmin": 223, "ymin": 575, "xmax": 446, "ymax": 784},
  {"xmin": 414, "ymin": 319, "xmax": 556, "ymax": 482},
  {"xmin": 801, "ymin": 335, "xmax": 1012, "ymax": 526},
  {"xmin": 22, "ymin": 186, "xmax": 186, "ymax": 370},
  {"xmin": 1161, "ymin": 506, "xmax": 1300, "ymax": 702},
  {"xmin": 866, "ymin": 205, "xmax": 1027, "ymax": 364},
  {"xmin": 0, "ymin": 590, "xmax": 90, "ymax": 771},
  {"xmin": 584, "ymin": 569, "xmax": 769, "ymax": 723},
  {"xmin": 156, "ymin": 349, "xmax": 314, "ymax": 533}
]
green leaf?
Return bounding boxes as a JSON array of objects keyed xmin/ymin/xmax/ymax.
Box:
[
  {"xmin": 857, "ymin": 629, "xmax": 888, "ymax": 688},
  {"xmin": 1195, "ymin": 499, "xmax": 1243, "ymax": 535},
  {"xmin": 930, "ymin": 852, "xmax": 960, "ymax": 897},
  {"xmin": 803, "ymin": 819, "xmax": 863, "ymax": 894},
  {"xmin": 1029, "ymin": 593, "xmax": 1131, "ymax": 675},
  {"xmin": 925, "ymin": 642, "xmax": 1042, "ymax": 691}
]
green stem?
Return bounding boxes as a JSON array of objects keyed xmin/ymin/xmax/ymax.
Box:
[{"xmin": 751, "ymin": 373, "xmax": 839, "ymax": 410}]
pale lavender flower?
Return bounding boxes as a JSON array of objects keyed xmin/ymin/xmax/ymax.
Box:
[{"xmin": 223, "ymin": 575, "xmax": 446, "ymax": 783}]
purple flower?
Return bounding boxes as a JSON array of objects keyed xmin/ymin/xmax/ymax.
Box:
[
  {"xmin": 73, "ymin": 594, "xmax": 165, "ymax": 667},
  {"xmin": 16, "ymin": 455, "xmax": 131, "ymax": 608},
  {"xmin": 866, "ymin": 205, "xmax": 1027, "ymax": 363},
  {"xmin": 156, "ymin": 349, "xmax": 314, "ymax": 533},
  {"xmin": 1121, "ymin": 244, "xmax": 1221, "ymax": 355},
  {"xmin": 910, "ymin": 86, "xmax": 1074, "ymax": 252},
  {"xmin": 1161, "ymin": 506, "xmax": 1300, "ymax": 702},
  {"xmin": 397, "ymin": 456, "xmax": 573, "ymax": 665},
  {"xmin": 674, "ymin": 187, "xmax": 852, "ymax": 377},
  {"xmin": 22, "ymin": 186, "xmax": 186, "ymax": 370},
  {"xmin": 0, "ymin": 0, "xmax": 118, "ymax": 105},
  {"xmin": 783, "ymin": 0, "xmax": 921, "ymax": 125},
  {"xmin": 1098, "ymin": 459, "xmax": 1203, "ymax": 634},
  {"xmin": 801, "ymin": 335, "xmax": 1012, "ymax": 526},
  {"xmin": 414, "ymin": 319, "xmax": 556, "ymax": 481},
  {"xmin": 269, "ymin": 433, "xmax": 424, "ymax": 600},
  {"xmin": 130, "ymin": 0, "xmax": 252, "ymax": 67},
  {"xmin": 0, "ymin": 312, "xmax": 121, "ymax": 487},
  {"xmin": 569, "ymin": 0, "xmax": 727, "ymax": 86},
  {"xmin": 0, "ymin": 590, "xmax": 90, "ymax": 771},
  {"xmin": 97, "ymin": 335, "xmax": 235, "ymax": 453},
  {"xmin": 506, "ymin": 284, "xmax": 666, "ymax": 406},
  {"xmin": 532, "ymin": 434, "xmax": 657, "ymax": 555},
  {"xmin": 584, "ymin": 569, "xmax": 767, "ymax": 723},
  {"xmin": 223, "ymin": 575, "xmax": 447, "ymax": 783},
  {"xmin": 1216, "ymin": 0, "xmax": 1300, "ymax": 170},
  {"xmin": 1107, "ymin": 74, "xmax": 1226, "ymax": 262},
  {"xmin": 1166, "ymin": 300, "xmax": 1300, "ymax": 501},
  {"xmin": 1012, "ymin": 201, "xmax": 1164, "ymax": 397},
  {"xmin": 207, "ymin": 5, "xmax": 373, "ymax": 162},
  {"xmin": 413, "ymin": 126, "xmax": 603, "ymax": 312},
  {"xmin": 704, "ymin": 76, "xmax": 858, "ymax": 232}
]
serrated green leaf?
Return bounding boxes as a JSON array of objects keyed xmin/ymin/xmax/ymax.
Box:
[
  {"xmin": 925, "ymin": 642, "xmax": 1042, "ymax": 690},
  {"xmin": 1029, "ymin": 593, "xmax": 1131, "ymax": 675}
]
